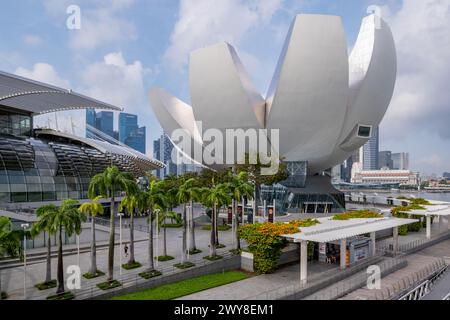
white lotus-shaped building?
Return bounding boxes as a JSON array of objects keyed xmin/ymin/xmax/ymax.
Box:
[{"xmin": 150, "ymin": 14, "xmax": 397, "ymax": 179}]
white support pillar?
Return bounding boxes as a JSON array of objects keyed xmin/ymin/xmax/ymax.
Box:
[
  {"xmin": 438, "ymin": 215, "xmax": 442, "ymax": 234},
  {"xmin": 370, "ymin": 232, "xmax": 376, "ymax": 256},
  {"xmin": 426, "ymin": 215, "xmax": 431, "ymax": 240},
  {"xmin": 393, "ymin": 227, "xmax": 399, "ymax": 255},
  {"xmin": 300, "ymin": 241, "xmax": 308, "ymax": 285},
  {"xmin": 340, "ymin": 238, "xmax": 347, "ymax": 270}
]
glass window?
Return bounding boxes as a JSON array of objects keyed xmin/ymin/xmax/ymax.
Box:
[{"xmin": 358, "ymin": 125, "xmax": 372, "ymax": 138}]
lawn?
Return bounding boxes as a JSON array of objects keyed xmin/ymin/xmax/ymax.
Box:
[{"xmin": 111, "ymin": 271, "xmax": 249, "ymax": 300}]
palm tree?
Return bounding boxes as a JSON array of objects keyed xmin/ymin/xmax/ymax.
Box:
[
  {"xmin": 145, "ymin": 179, "xmax": 166, "ymax": 271},
  {"xmin": 120, "ymin": 189, "xmax": 146, "ymax": 267},
  {"xmin": 228, "ymin": 171, "xmax": 254, "ymax": 250},
  {"xmin": 32, "ymin": 204, "xmax": 58, "ymax": 285},
  {"xmin": 78, "ymin": 195, "xmax": 104, "ymax": 276},
  {"xmin": 88, "ymin": 166, "xmax": 137, "ymax": 282},
  {"xmin": 157, "ymin": 211, "xmax": 181, "ymax": 258},
  {"xmin": 176, "ymin": 178, "xmax": 195, "ymax": 262},
  {"xmin": 202, "ymin": 183, "xmax": 231, "ymax": 258},
  {"xmin": 50, "ymin": 199, "xmax": 85, "ymax": 294},
  {"xmin": 0, "ymin": 217, "xmax": 23, "ymax": 299}
]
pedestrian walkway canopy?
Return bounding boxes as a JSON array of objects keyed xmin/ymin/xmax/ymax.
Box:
[
  {"xmin": 0, "ymin": 70, "xmax": 122, "ymax": 115},
  {"xmin": 283, "ymin": 217, "xmax": 417, "ymax": 243},
  {"xmin": 407, "ymin": 205, "xmax": 450, "ymax": 217}
]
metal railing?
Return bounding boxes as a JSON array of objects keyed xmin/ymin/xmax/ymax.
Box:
[
  {"xmin": 3, "ymin": 248, "xmax": 238, "ymax": 300},
  {"xmin": 398, "ymin": 264, "xmax": 448, "ymax": 300},
  {"xmin": 245, "ymin": 248, "xmax": 404, "ymax": 300}
]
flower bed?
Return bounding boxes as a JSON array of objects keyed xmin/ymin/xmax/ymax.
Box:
[
  {"xmin": 174, "ymin": 262, "xmax": 195, "ymax": 269},
  {"xmin": 139, "ymin": 270, "xmax": 162, "ymax": 279},
  {"xmin": 238, "ymin": 219, "xmax": 320, "ymax": 274},
  {"xmin": 34, "ymin": 279, "xmax": 57, "ymax": 290},
  {"xmin": 332, "ymin": 210, "xmax": 383, "ymax": 221},
  {"xmin": 83, "ymin": 270, "xmax": 105, "ymax": 279},
  {"xmin": 97, "ymin": 280, "xmax": 122, "ymax": 290}
]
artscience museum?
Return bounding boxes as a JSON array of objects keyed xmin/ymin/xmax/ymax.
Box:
[{"xmin": 150, "ymin": 13, "xmax": 397, "ymax": 213}]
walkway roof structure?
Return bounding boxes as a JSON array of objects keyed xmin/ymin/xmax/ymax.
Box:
[
  {"xmin": 35, "ymin": 129, "xmax": 164, "ymax": 171},
  {"xmin": 0, "ymin": 70, "xmax": 122, "ymax": 115},
  {"xmin": 283, "ymin": 217, "xmax": 417, "ymax": 243},
  {"xmin": 406, "ymin": 205, "xmax": 450, "ymax": 217}
]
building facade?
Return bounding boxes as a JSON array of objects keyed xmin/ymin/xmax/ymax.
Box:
[
  {"xmin": 378, "ymin": 150, "xmax": 393, "ymax": 169},
  {"xmin": 362, "ymin": 126, "xmax": 379, "ymax": 171},
  {"xmin": 118, "ymin": 113, "xmax": 146, "ymax": 154},
  {"xmin": 392, "ymin": 152, "xmax": 409, "ymax": 170},
  {"xmin": 351, "ymin": 168, "xmax": 420, "ymax": 186}
]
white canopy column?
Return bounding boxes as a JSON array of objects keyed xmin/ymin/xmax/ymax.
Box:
[
  {"xmin": 340, "ymin": 238, "xmax": 347, "ymax": 270},
  {"xmin": 299, "ymin": 240, "xmax": 308, "ymax": 284},
  {"xmin": 393, "ymin": 226, "xmax": 399, "ymax": 255},
  {"xmin": 426, "ymin": 216, "xmax": 432, "ymax": 240}
]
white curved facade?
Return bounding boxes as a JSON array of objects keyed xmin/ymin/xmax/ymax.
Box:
[{"xmin": 149, "ymin": 13, "xmax": 397, "ymax": 175}]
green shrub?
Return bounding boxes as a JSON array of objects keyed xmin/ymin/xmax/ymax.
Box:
[
  {"xmin": 202, "ymin": 225, "xmax": 231, "ymax": 231},
  {"xmin": 139, "ymin": 270, "xmax": 162, "ymax": 279},
  {"xmin": 34, "ymin": 279, "xmax": 57, "ymax": 290},
  {"xmin": 203, "ymin": 255, "xmax": 223, "ymax": 261},
  {"xmin": 46, "ymin": 291, "xmax": 75, "ymax": 300},
  {"xmin": 332, "ymin": 210, "xmax": 382, "ymax": 220},
  {"xmin": 83, "ymin": 270, "xmax": 105, "ymax": 279},
  {"xmin": 174, "ymin": 262, "xmax": 195, "ymax": 269},
  {"xmin": 188, "ymin": 249, "xmax": 202, "ymax": 255},
  {"xmin": 156, "ymin": 255, "xmax": 175, "ymax": 261},
  {"xmin": 1, "ymin": 291, "xmax": 7, "ymax": 300},
  {"xmin": 97, "ymin": 280, "xmax": 122, "ymax": 290},
  {"xmin": 216, "ymin": 244, "xmax": 226, "ymax": 249},
  {"xmin": 122, "ymin": 261, "xmax": 142, "ymax": 270},
  {"xmin": 161, "ymin": 223, "xmax": 183, "ymax": 228}
]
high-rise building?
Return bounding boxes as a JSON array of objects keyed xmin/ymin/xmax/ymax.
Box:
[
  {"xmin": 118, "ymin": 113, "xmax": 146, "ymax": 154},
  {"xmin": 443, "ymin": 172, "xmax": 450, "ymax": 179},
  {"xmin": 362, "ymin": 126, "xmax": 379, "ymax": 170},
  {"xmin": 378, "ymin": 151, "xmax": 393, "ymax": 169},
  {"xmin": 392, "ymin": 152, "xmax": 409, "ymax": 170},
  {"xmin": 86, "ymin": 109, "xmax": 116, "ymax": 140}
]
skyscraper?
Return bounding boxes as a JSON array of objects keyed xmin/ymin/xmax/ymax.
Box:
[
  {"xmin": 153, "ymin": 133, "xmax": 176, "ymax": 179},
  {"xmin": 362, "ymin": 126, "xmax": 379, "ymax": 170},
  {"xmin": 118, "ymin": 113, "xmax": 146, "ymax": 154},
  {"xmin": 392, "ymin": 152, "xmax": 409, "ymax": 170},
  {"xmin": 86, "ymin": 109, "xmax": 115, "ymax": 140},
  {"xmin": 378, "ymin": 151, "xmax": 393, "ymax": 169}
]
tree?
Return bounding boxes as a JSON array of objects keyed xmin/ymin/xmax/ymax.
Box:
[
  {"xmin": 120, "ymin": 189, "xmax": 146, "ymax": 267},
  {"xmin": 177, "ymin": 178, "xmax": 203, "ymax": 255},
  {"xmin": 50, "ymin": 199, "xmax": 85, "ymax": 294},
  {"xmin": 88, "ymin": 166, "xmax": 137, "ymax": 282},
  {"xmin": 157, "ymin": 211, "xmax": 181, "ymax": 258},
  {"xmin": 32, "ymin": 204, "xmax": 58, "ymax": 285},
  {"xmin": 145, "ymin": 179, "xmax": 166, "ymax": 271},
  {"xmin": 227, "ymin": 171, "xmax": 254, "ymax": 250},
  {"xmin": 0, "ymin": 217, "xmax": 23, "ymax": 298},
  {"xmin": 78, "ymin": 195, "xmax": 104, "ymax": 276},
  {"xmin": 201, "ymin": 183, "xmax": 231, "ymax": 258}
]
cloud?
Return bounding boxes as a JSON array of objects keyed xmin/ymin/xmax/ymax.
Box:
[
  {"xmin": 69, "ymin": 1, "xmax": 137, "ymax": 51},
  {"xmin": 79, "ymin": 52, "xmax": 148, "ymax": 117},
  {"xmin": 14, "ymin": 63, "xmax": 71, "ymax": 88},
  {"xmin": 23, "ymin": 35, "xmax": 43, "ymax": 46},
  {"xmin": 163, "ymin": 0, "xmax": 283, "ymax": 70},
  {"xmin": 381, "ymin": 0, "xmax": 450, "ymax": 141}
]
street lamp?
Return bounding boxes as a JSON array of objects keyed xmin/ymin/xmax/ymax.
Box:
[{"xmin": 21, "ymin": 223, "xmax": 29, "ymax": 300}]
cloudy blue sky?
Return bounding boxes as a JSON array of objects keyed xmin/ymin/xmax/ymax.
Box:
[{"xmin": 0, "ymin": 0, "xmax": 448, "ymax": 176}]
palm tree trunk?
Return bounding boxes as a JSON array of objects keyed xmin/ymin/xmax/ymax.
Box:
[
  {"xmin": 163, "ymin": 226, "xmax": 167, "ymax": 257},
  {"xmin": 189, "ymin": 200, "xmax": 196, "ymax": 251},
  {"xmin": 234, "ymin": 199, "xmax": 241, "ymax": 250},
  {"xmin": 45, "ymin": 232, "xmax": 52, "ymax": 283},
  {"xmin": 107, "ymin": 195, "xmax": 115, "ymax": 282},
  {"xmin": 90, "ymin": 214, "xmax": 97, "ymax": 275},
  {"xmin": 56, "ymin": 225, "xmax": 65, "ymax": 294},
  {"xmin": 182, "ymin": 204, "xmax": 187, "ymax": 263},
  {"xmin": 215, "ymin": 206, "xmax": 219, "ymax": 246},
  {"xmin": 148, "ymin": 210, "xmax": 155, "ymax": 271},
  {"xmin": 210, "ymin": 204, "xmax": 217, "ymax": 257},
  {"xmin": 129, "ymin": 209, "xmax": 135, "ymax": 265}
]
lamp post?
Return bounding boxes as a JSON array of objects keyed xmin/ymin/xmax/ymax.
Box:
[{"xmin": 21, "ymin": 223, "xmax": 29, "ymax": 300}]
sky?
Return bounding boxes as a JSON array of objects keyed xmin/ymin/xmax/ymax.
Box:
[{"xmin": 0, "ymin": 0, "xmax": 449, "ymax": 176}]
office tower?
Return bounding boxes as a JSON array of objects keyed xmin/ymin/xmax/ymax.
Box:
[
  {"xmin": 392, "ymin": 152, "xmax": 410, "ymax": 170},
  {"xmin": 362, "ymin": 126, "xmax": 379, "ymax": 170},
  {"xmin": 118, "ymin": 113, "xmax": 146, "ymax": 154},
  {"xmin": 86, "ymin": 109, "xmax": 115, "ymax": 140},
  {"xmin": 378, "ymin": 151, "xmax": 393, "ymax": 169},
  {"xmin": 153, "ymin": 134, "xmax": 176, "ymax": 179}
]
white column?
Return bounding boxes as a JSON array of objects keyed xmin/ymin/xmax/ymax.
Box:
[
  {"xmin": 340, "ymin": 238, "xmax": 346, "ymax": 270},
  {"xmin": 300, "ymin": 241, "xmax": 308, "ymax": 285},
  {"xmin": 263, "ymin": 200, "xmax": 267, "ymax": 219},
  {"xmin": 393, "ymin": 227, "xmax": 399, "ymax": 255},
  {"xmin": 370, "ymin": 232, "xmax": 376, "ymax": 256},
  {"xmin": 438, "ymin": 215, "xmax": 442, "ymax": 234},
  {"xmin": 273, "ymin": 199, "xmax": 276, "ymax": 223},
  {"xmin": 426, "ymin": 215, "xmax": 431, "ymax": 240}
]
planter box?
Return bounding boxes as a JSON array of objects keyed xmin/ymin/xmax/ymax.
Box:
[{"xmin": 240, "ymin": 244, "xmax": 300, "ymax": 273}]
